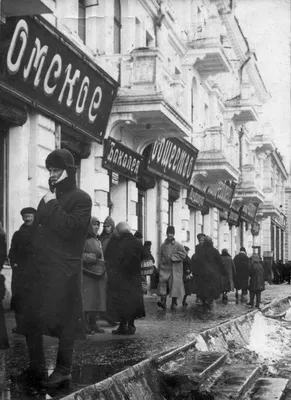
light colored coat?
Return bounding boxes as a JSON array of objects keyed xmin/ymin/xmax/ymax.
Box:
[{"xmin": 158, "ymin": 239, "xmax": 186, "ymax": 298}]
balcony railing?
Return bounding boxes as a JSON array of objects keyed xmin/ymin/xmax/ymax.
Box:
[
  {"xmin": 236, "ymin": 164, "xmax": 265, "ymax": 203},
  {"xmin": 194, "ymin": 126, "xmax": 240, "ymax": 181}
]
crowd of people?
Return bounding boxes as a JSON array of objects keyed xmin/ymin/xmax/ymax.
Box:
[{"xmin": 0, "ymin": 148, "xmax": 279, "ymax": 390}]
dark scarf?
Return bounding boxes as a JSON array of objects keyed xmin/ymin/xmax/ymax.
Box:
[{"xmin": 49, "ymin": 174, "xmax": 76, "ymax": 198}]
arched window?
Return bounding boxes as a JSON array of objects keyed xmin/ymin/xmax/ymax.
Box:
[{"xmin": 114, "ymin": 0, "xmax": 121, "ymax": 53}]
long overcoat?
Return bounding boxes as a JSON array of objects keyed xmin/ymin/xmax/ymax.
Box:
[
  {"xmin": 233, "ymin": 252, "xmax": 250, "ymax": 291},
  {"xmin": 18, "ymin": 180, "xmax": 92, "ymax": 340},
  {"xmin": 8, "ymin": 223, "xmax": 34, "ymax": 314},
  {"xmin": 82, "ymin": 235, "xmax": 107, "ymax": 312},
  {"xmin": 249, "ymin": 261, "xmax": 265, "ymax": 292},
  {"xmin": 191, "ymin": 244, "xmax": 225, "ymax": 302},
  {"xmin": 158, "ymin": 239, "xmax": 186, "ymax": 298},
  {"xmin": 220, "ymin": 254, "xmax": 235, "ymax": 292},
  {"xmin": 105, "ymin": 232, "xmax": 145, "ymax": 322}
]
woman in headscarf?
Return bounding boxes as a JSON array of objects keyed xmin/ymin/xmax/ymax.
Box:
[
  {"xmin": 99, "ymin": 216, "xmax": 115, "ymax": 254},
  {"xmin": 193, "ymin": 236, "xmax": 226, "ymax": 309},
  {"xmin": 220, "ymin": 248, "xmax": 235, "ymax": 303},
  {"xmin": 105, "ymin": 221, "xmax": 145, "ymax": 335},
  {"xmin": 248, "ymin": 254, "xmax": 265, "ymax": 309},
  {"xmin": 82, "ymin": 216, "xmax": 106, "ymax": 334}
]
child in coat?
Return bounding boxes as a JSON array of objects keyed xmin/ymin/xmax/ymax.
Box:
[{"xmin": 247, "ymin": 254, "xmax": 265, "ymax": 309}]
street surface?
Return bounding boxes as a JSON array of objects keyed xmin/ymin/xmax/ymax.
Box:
[{"xmin": 1, "ymin": 283, "xmax": 291, "ymax": 399}]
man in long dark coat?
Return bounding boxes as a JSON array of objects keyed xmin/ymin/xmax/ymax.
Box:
[
  {"xmin": 19, "ymin": 149, "xmax": 92, "ymax": 388},
  {"xmin": 105, "ymin": 221, "xmax": 146, "ymax": 335},
  {"xmin": 9, "ymin": 207, "xmax": 36, "ymax": 331},
  {"xmin": 233, "ymin": 246, "xmax": 250, "ymax": 302}
]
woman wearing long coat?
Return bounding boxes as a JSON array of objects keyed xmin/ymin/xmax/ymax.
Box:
[
  {"xmin": 248, "ymin": 254, "xmax": 265, "ymax": 308},
  {"xmin": 105, "ymin": 222, "xmax": 145, "ymax": 335},
  {"xmin": 233, "ymin": 247, "xmax": 250, "ymax": 301},
  {"xmin": 82, "ymin": 217, "xmax": 106, "ymax": 334},
  {"xmin": 220, "ymin": 249, "xmax": 235, "ymax": 303},
  {"xmin": 191, "ymin": 237, "xmax": 225, "ymax": 309}
]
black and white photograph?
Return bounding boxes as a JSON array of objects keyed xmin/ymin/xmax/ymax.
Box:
[{"xmin": 0, "ymin": 0, "xmax": 291, "ymax": 399}]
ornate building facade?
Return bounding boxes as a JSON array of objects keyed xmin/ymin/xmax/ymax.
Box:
[{"xmin": 0, "ymin": 0, "xmax": 289, "ymax": 289}]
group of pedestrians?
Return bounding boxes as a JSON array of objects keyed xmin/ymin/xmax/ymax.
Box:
[
  {"xmin": 0, "ymin": 148, "xmax": 270, "ymax": 391},
  {"xmin": 156, "ymin": 232, "xmax": 265, "ymax": 311}
]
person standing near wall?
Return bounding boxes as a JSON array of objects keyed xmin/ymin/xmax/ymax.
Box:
[
  {"xmin": 8, "ymin": 207, "xmax": 36, "ymax": 333},
  {"xmin": 157, "ymin": 226, "xmax": 186, "ymax": 311},
  {"xmin": 18, "ymin": 149, "xmax": 92, "ymax": 388},
  {"xmin": 82, "ymin": 217, "xmax": 106, "ymax": 335}
]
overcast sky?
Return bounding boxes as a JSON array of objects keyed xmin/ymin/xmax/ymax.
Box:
[{"xmin": 235, "ymin": 0, "xmax": 290, "ymax": 167}]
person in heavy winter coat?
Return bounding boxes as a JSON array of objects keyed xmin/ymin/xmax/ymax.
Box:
[
  {"xmin": 220, "ymin": 249, "xmax": 235, "ymax": 303},
  {"xmin": 191, "ymin": 233, "xmax": 206, "ymax": 305},
  {"xmin": 157, "ymin": 226, "xmax": 186, "ymax": 311},
  {"xmin": 9, "ymin": 207, "xmax": 36, "ymax": 331},
  {"xmin": 19, "ymin": 149, "xmax": 92, "ymax": 388},
  {"xmin": 192, "ymin": 237, "xmax": 225, "ymax": 309},
  {"xmin": 0, "ymin": 272, "xmax": 8, "ymax": 351},
  {"xmin": 100, "ymin": 216, "xmax": 115, "ymax": 254},
  {"xmin": 82, "ymin": 216, "xmax": 106, "ymax": 334},
  {"xmin": 248, "ymin": 254, "xmax": 265, "ymax": 308},
  {"xmin": 182, "ymin": 246, "xmax": 193, "ymax": 307},
  {"xmin": 105, "ymin": 221, "xmax": 146, "ymax": 335},
  {"xmin": 233, "ymin": 247, "xmax": 250, "ymax": 302}
]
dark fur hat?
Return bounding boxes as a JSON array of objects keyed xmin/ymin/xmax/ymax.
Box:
[
  {"xmin": 166, "ymin": 225, "xmax": 175, "ymax": 235},
  {"xmin": 20, "ymin": 207, "xmax": 37, "ymax": 216},
  {"xmin": 45, "ymin": 149, "xmax": 76, "ymax": 172}
]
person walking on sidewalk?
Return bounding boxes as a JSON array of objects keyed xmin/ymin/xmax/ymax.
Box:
[
  {"xmin": 182, "ymin": 246, "xmax": 193, "ymax": 307},
  {"xmin": 220, "ymin": 249, "xmax": 235, "ymax": 303},
  {"xmin": 8, "ymin": 207, "xmax": 36, "ymax": 333},
  {"xmin": 18, "ymin": 149, "xmax": 92, "ymax": 388},
  {"xmin": 233, "ymin": 247, "xmax": 250, "ymax": 302},
  {"xmin": 191, "ymin": 233, "xmax": 206, "ymax": 305},
  {"xmin": 247, "ymin": 254, "xmax": 265, "ymax": 309},
  {"xmin": 105, "ymin": 222, "xmax": 145, "ymax": 335},
  {"xmin": 82, "ymin": 217, "xmax": 106, "ymax": 335},
  {"xmin": 157, "ymin": 226, "xmax": 186, "ymax": 311}
]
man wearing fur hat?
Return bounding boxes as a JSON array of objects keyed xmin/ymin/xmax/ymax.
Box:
[
  {"xmin": 157, "ymin": 226, "xmax": 186, "ymax": 311},
  {"xmin": 19, "ymin": 149, "xmax": 92, "ymax": 388}
]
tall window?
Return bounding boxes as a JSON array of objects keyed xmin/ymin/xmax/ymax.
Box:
[
  {"xmin": 114, "ymin": 0, "xmax": 121, "ymax": 53},
  {"xmin": 168, "ymin": 200, "xmax": 174, "ymax": 226},
  {"xmin": 191, "ymin": 78, "xmax": 198, "ymax": 125},
  {"xmin": 137, "ymin": 191, "xmax": 145, "ymax": 238},
  {"xmin": 78, "ymin": 0, "xmax": 86, "ymax": 43}
]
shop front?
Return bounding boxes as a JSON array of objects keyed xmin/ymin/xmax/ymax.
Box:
[
  {"xmin": 0, "ymin": 15, "xmax": 118, "ymax": 243},
  {"xmin": 102, "ymin": 137, "xmax": 144, "ymax": 231},
  {"xmin": 202, "ymin": 181, "xmax": 236, "ymax": 251},
  {"xmin": 186, "ymin": 183, "xmax": 207, "ymax": 245},
  {"xmin": 239, "ymin": 203, "xmax": 258, "ymax": 255},
  {"xmin": 270, "ymin": 215, "xmax": 286, "ymax": 262},
  {"xmin": 141, "ymin": 137, "xmax": 199, "ymax": 252}
]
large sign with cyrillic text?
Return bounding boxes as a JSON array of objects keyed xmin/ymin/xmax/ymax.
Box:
[
  {"xmin": 0, "ymin": 16, "xmax": 118, "ymax": 142},
  {"xmin": 147, "ymin": 138, "xmax": 199, "ymax": 188},
  {"xmin": 103, "ymin": 138, "xmax": 143, "ymax": 182}
]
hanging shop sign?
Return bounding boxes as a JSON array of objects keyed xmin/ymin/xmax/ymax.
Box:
[
  {"xmin": 147, "ymin": 138, "xmax": 199, "ymax": 188},
  {"xmin": 251, "ymin": 222, "xmax": 260, "ymax": 236},
  {"xmin": 228, "ymin": 209, "xmax": 240, "ymax": 226},
  {"xmin": 0, "ymin": 16, "xmax": 118, "ymax": 142},
  {"xmin": 102, "ymin": 138, "xmax": 143, "ymax": 182},
  {"xmin": 205, "ymin": 181, "xmax": 236, "ymax": 210},
  {"xmin": 240, "ymin": 203, "xmax": 258, "ymax": 224},
  {"xmin": 186, "ymin": 185, "xmax": 206, "ymax": 211}
]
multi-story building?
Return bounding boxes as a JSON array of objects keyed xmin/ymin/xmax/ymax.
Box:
[{"xmin": 0, "ymin": 0, "xmax": 289, "ymax": 288}]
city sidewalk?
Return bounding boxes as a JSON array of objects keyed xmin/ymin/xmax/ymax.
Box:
[{"xmin": 1, "ymin": 283, "xmax": 291, "ymax": 400}]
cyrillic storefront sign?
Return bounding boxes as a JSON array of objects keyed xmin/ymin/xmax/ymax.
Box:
[
  {"xmin": 0, "ymin": 16, "xmax": 118, "ymax": 142},
  {"xmin": 240, "ymin": 203, "xmax": 258, "ymax": 224},
  {"xmin": 147, "ymin": 138, "xmax": 199, "ymax": 188},
  {"xmin": 186, "ymin": 186, "xmax": 206, "ymax": 210},
  {"xmin": 228, "ymin": 209, "xmax": 240, "ymax": 226},
  {"xmin": 251, "ymin": 222, "xmax": 260, "ymax": 236},
  {"xmin": 205, "ymin": 181, "xmax": 236, "ymax": 211},
  {"xmin": 103, "ymin": 138, "xmax": 143, "ymax": 182}
]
